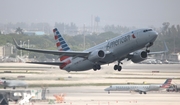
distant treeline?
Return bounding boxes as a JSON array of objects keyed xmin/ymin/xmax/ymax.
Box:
[{"xmin": 0, "ymin": 23, "xmax": 180, "ymax": 61}]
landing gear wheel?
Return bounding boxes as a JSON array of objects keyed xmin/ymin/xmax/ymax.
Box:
[
  {"xmin": 139, "ymin": 91, "xmax": 142, "ymax": 94},
  {"xmin": 93, "ymin": 64, "xmax": 101, "ymax": 71},
  {"xmin": 114, "ymin": 65, "xmax": 118, "ymax": 70},
  {"xmin": 117, "ymin": 66, "xmax": 122, "ymax": 71},
  {"xmin": 146, "ymin": 49, "xmax": 150, "ymax": 53},
  {"xmin": 144, "ymin": 92, "xmax": 146, "ymax": 94},
  {"xmin": 97, "ymin": 65, "xmax": 101, "ymax": 70},
  {"xmin": 108, "ymin": 91, "xmax": 110, "ymax": 94},
  {"xmin": 93, "ymin": 65, "xmax": 97, "ymax": 71}
]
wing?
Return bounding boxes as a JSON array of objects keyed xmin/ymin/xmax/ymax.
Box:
[
  {"xmin": 126, "ymin": 41, "xmax": 169, "ymax": 61},
  {"xmin": 26, "ymin": 62, "xmax": 64, "ymax": 66},
  {"xmin": 13, "ymin": 38, "xmax": 90, "ymax": 58},
  {"xmin": 134, "ymin": 87, "xmax": 147, "ymax": 92},
  {"xmin": 148, "ymin": 41, "xmax": 169, "ymax": 55}
]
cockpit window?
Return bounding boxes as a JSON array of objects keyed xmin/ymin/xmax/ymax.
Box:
[{"xmin": 143, "ymin": 29, "xmax": 152, "ymax": 32}]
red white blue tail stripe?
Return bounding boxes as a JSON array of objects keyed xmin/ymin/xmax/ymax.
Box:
[
  {"xmin": 0, "ymin": 80, "xmax": 3, "ymax": 84},
  {"xmin": 53, "ymin": 28, "xmax": 70, "ymax": 51},
  {"xmin": 161, "ymin": 78, "xmax": 172, "ymax": 88},
  {"xmin": 53, "ymin": 28, "xmax": 71, "ymax": 69}
]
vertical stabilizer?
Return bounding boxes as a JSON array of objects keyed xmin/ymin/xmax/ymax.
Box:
[
  {"xmin": 53, "ymin": 28, "xmax": 71, "ymax": 69},
  {"xmin": 161, "ymin": 78, "xmax": 172, "ymax": 88},
  {"xmin": 53, "ymin": 28, "xmax": 71, "ymax": 61},
  {"xmin": 53, "ymin": 28, "xmax": 71, "ymax": 51}
]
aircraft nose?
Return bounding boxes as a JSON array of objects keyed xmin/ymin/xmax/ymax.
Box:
[
  {"xmin": 154, "ymin": 31, "xmax": 158, "ymax": 36},
  {"xmin": 149, "ymin": 31, "xmax": 158, "ymax": 41},
  {"xmin": 104, "ymin": 88, "xmax": 109, "ymax": 91},
  {"xmin": 152, "ymin": 31, "xmax": 158, "ymax": 37}
]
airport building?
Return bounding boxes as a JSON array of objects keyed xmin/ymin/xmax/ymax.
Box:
[
  {"xmin": 23, "ymin": 31, "xmax": 45, "ymax": 35},
  {"xmin": 0, "ymin": 43, "xmax": 14, "ymax": 58},
  {"xmin": 169, "ymin": 53, "xmax": 180, "ymax": 62}
]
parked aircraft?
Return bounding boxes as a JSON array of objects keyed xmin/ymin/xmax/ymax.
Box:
[
  {"xmin": 14, "ymin": 28, "xmax": 162, "ymax": 72},
  {"xmin": 0, "ymin": 79, "xmax": 28, "ymax": 89},
  {"xmin": 104, "ymin": 79, "xmax": 172, "ymax": 94}
]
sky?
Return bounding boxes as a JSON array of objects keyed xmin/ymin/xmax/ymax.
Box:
[{"xmin": 0, "ymin": 0, "xmax": 180, "ymax": 28}]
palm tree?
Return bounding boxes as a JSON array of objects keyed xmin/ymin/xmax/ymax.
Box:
[{"xmin": 15, "ymin": 27, "xmax": 23, "ymax": 34}]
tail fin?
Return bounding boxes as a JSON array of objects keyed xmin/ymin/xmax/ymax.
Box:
[
  {"xmin": 53, "ymin": 28, "xmax": 71, "ymax": 51},
  {"xmin": 0, "ymin": 79, "xmax": 3, "ymax": 84},
  {"xmin": 161, "ymin": 78, "xmax": 172, "ymax": 88},
  {"xmin": 53, "ymin": 28, "xmax": 70, "ymax": 61}
]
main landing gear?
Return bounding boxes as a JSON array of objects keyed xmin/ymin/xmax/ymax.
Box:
[
  {"xmin": 139, "ymin": 91, "xmax": 146, "ymax": 94},
  {"xmin": 93, "ymin": 64, "xmax": 101, "ymax": 71},
  {"xmin": 114, "ymin": 61, "xmax": 122, "ymax": 71}
]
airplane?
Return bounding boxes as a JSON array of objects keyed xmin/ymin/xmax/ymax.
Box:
[
  {"xmin": 13, "ymin": 28, "xmax": 162, "ymax": 72},
  {"xmin": 104, "ymin": 78, "xmax": 172, "ymax": 94},
  {"xmin": 0, "ymin": 79, "xmax": 28, "ymax": 89}
]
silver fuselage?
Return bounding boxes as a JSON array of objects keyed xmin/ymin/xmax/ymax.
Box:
[
  {"xmin": 64, "ymin": 29, "xmax": 158, "ymax": 71},
  {"xmin": 104, "ymin": 84, "xmax": 161, "ymax": 92}
]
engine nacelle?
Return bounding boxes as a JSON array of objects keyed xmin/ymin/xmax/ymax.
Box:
[
  {"xmin": 131, "ymin": 50, "xmax": 147, "ymax": 63},
  {"xmin": 88, "ymin": 50, "xmax": 105, "ymax": 62}
]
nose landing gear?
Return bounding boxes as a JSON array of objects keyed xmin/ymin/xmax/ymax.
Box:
[{"xmin": 145, "ymin": 42, "xmax": 153, "ymax": 53}]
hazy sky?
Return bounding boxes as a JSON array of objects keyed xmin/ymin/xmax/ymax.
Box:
[{"xmin": 0, "ymin": 0, "xmax": 180, "ymax": 28}]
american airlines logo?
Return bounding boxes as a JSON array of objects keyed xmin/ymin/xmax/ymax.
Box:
[
  {"xmin": 107, "ymin": 35, "xmax": 130, "ymax": 49},
  {"xmin": 161, "ymin": 79, "xmax": 172, "ymax": 88},
  {"xmin": 132, "ymin": 34, "xmax": 136, "ymax": 38}
]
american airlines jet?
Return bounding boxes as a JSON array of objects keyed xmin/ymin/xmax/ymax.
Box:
[
  {"xmin": 13, "ymin": 28, "xmax": 160, "ymax": 72},
  {"xmin": 104, "ymin": 79, "xmax": 172, "ymax": 94}
]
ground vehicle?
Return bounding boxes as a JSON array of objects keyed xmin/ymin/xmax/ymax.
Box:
[{"xmin": 166, "ymin": 84, "xmax": 180, "ymax": 92}]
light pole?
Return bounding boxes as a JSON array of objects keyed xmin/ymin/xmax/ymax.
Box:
[
  {"xmin": 20, "ymin": 40, "xmax": 22, "ymax": 57},
  {"xmin": 28, "ymin": 40, "xmax": 29, "ymax": 58},
  {"xmin": 83, "ymin": 24, "xmax": 86, "ymax": 49},
  {"xmin": 23, "ymin": 41, "xmax": 26, "ymax": 46}
]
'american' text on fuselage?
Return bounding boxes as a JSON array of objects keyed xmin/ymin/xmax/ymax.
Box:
[{"xmin": 107, "ymin": 35, "xmax": 131, "ymax": 49}]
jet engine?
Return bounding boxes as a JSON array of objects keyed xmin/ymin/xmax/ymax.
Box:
[
  {"xmin": 3, "ymin": 81, "xmax": 6, "ymax": 84},
  {"xmin": 131, "ymin": 50, "xmax": 147, "ymax": 63},
  {"xmin": 88, "ymin": 50, "xmax": 105, "ymax": 62}
]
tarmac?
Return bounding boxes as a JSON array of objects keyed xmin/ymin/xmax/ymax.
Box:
[{"xmin": 0, "ymin": 63, "xmax": 179, "ymax": 105}]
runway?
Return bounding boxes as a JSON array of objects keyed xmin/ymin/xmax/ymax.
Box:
[
  {"xmin": 46, "ymin": 86, "xmax": 180, "ymax": 105},
  {"xmin": 0, "ymin": 63, "xmax": 179, "ymax": 105},
  {"xmin": 8, "ymin": 86, "xmax": 180, "ymax": 105}
]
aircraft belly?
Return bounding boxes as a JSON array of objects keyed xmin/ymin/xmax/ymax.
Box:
[
  {"xmin": 66, "ymin": 60, "xmax": 94, "ymax": 71},
  {"xmin": 101, "ymin": 54, "xmax": 116, "ymax": 63},
  {"xmin": 113, "ymin": 43, "xmax": 134, "ymax": 59}
]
